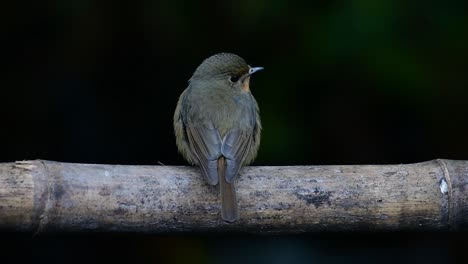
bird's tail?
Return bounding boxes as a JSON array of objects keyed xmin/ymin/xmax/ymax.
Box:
[{"xmin": 218, "ymin": 157, "xmax": 239, "ymax": 222}]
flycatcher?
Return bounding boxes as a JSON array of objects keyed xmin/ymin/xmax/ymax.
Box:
[{"xmin": 174, "ymin": 53, "xmax": 262, "ymax": 222}]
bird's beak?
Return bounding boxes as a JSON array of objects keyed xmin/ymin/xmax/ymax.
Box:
[
  {"xmin": 241, "ymin": 67, "xmax": 263, "ymax": 92},
  {"xmin": 248, "ymin": 67, "xmax": 264, "ymax": 76}
]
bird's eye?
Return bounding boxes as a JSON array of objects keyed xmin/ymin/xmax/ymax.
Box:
[{"xmin": 229, "ymin": 75, "xmax": 240, "ymax": 83}]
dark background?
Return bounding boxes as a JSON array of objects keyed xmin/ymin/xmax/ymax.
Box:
[{"xmin": 2, "ymin": 1, "xmax": 468, "ymax": 263}]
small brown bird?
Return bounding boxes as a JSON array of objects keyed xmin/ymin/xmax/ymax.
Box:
[{"xmin": 174, "ymin": 53, "xmax": 262, "ymax": 222}]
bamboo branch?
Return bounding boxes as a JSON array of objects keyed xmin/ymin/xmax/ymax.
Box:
[{"xmin": 0, "ymin": 159, "xmax": 467, "ymax": 233}]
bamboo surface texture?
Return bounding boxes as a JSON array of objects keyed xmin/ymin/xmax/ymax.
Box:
[{"xmin": 0, "ymin": 159, "xmax": 467, "ymax": 233}]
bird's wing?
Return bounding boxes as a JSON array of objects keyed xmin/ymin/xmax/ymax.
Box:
[
  {"xmin": 185, "ymin": 122, "xmax": 222, "ymax": 185},
  {"xmin": 221, "ymin": 95, "xmax": 261, "ymax": 183},
  {"xmin": 221, "ymin": 129, "xmax": 255, "ymax": 183}
]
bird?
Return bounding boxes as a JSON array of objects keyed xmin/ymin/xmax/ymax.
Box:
[{"xmin": 173, "ymin": 53, "xmax": 262, "ymax": 222}]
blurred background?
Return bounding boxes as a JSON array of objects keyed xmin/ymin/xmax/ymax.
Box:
[{"xmin": 1, "ymin": 0, "xmax": 468, "ymax": 263}]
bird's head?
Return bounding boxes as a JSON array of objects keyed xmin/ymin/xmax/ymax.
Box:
[{"xmin": 190, "ymin": 53, "xmax": 263, "ymax": 92}]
